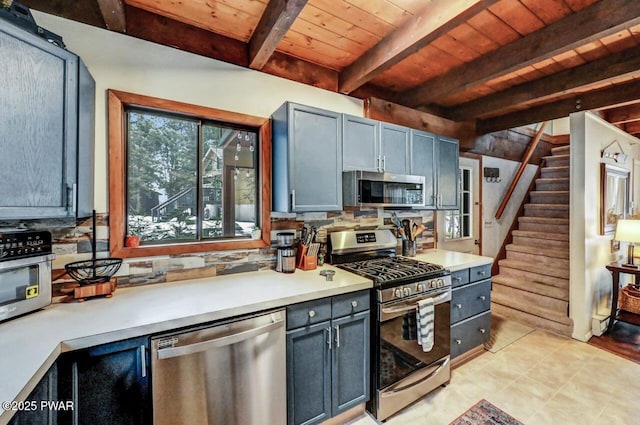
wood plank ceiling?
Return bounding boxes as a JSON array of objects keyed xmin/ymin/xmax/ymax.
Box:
[{"xmin": 20, "ymin": 0, "xmax": 640, "ymax": 138}]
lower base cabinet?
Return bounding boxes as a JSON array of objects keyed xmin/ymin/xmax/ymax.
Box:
[
  {"xmin": 286, "ymin": 290, "xmax": 370, "ymax": 425},
  {"xmin": 7, "ymin": 364, "xmax": 58, "ymax": 425}
]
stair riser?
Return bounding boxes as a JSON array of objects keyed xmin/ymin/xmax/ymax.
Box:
[
  {"xmin": 506, "ymin": 244, "xmax": 569, "ymax": 260},
  {"xmin": 535, "ymin": 181, "xmax": 569, "ymax": 191},
  {"xmin": 498, "ymin": 266, "xmax": 569, "ymax": 288},
  {"xmin": 518, "ymin": 222, "xmax": 568, "ymax": 233},
  {"xmin": 529, "ymin": 193, "xmax": 569, "ymax": 204},
  {"xmin": 492, "ymin": 283, "xmax": 568, "ymax": 313},
  {"xmin": 498, "ymin": 260, "xmax": 569, "ymax": 279},
  {"xmin": 545, "ymin": 157, "xmax": 569, "ymax": 167},
  {"xmin": 541, "ymin": 169, "xmax": 569, "ymax": 178},
  {"xmin": 491, "ymin": 303, "xmax": 573, "ymax": 337},
  {"xmin": 524, "ymin": 205, "xmax": 569, "ymax": 218},
  {"xmin": 551, "ymin": 146, "xmax": 570, "ymax": 156},
  {"xmin": 506, "ymin": 251, "xmax": 570, "ymax": 269},
  {"xmin": 512, "ymin": 236, "xmax": 569, "ymax": 249}
]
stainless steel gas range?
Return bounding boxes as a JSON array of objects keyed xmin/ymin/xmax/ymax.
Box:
[{"xmin": 329, "ymin": 230, "xmax": 451, "ymax": 421}]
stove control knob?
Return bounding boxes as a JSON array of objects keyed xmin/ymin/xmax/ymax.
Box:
[
  {"xmin": 430, "ymin": 279, "xmax": 437, "ymax": 289},
  {"xmin": 403, "ymin": 287, "xmax": 411, "ymax": 296},
  {"xmin": 394, "ymin": 288, "xmax": 404, "ymax": 298},
  {"xmin": 437, "ymin": 279, "xmax": 444, "ymax": 288},
  {"xmin": 416, "ymin": 283, "xmax": 425, "ymax": 292}
]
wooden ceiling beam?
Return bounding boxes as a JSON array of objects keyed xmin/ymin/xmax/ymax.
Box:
[
  {"xmin": 623, "ymin": 120, "xmax": 640, "ymax": 136},
  {"xmin": 603, "ymin": 102, "xmax": 640, "ymax": 125},
  {"xmin": 248, "ymin": 0, "xmax": 308, "ymax": 70},
  {"xmin": 399, "ymin": 0, "xmax": 640, "ymax": 108},
  {"xmin": 338, "ymin": 0, "xmax": 496, "ymax": 94},
  {"xmin": 97, "ymin": 0, "xmax": 126, "ymax": 32},
  {"xmin": 477, "ymin": 79, "xmax": 640, "ymax": 135},
  {"xmin": 450, "ymin": 46, "xmax": 640, "ymax": 121}
]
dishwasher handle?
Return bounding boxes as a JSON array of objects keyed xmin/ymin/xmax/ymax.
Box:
[{"xmin": 156, "ymin": 318, "xmax": 285, "ymax": 360}]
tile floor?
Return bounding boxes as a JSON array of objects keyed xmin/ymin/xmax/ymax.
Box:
[{"xmin": 349, "ymin": 329, "xmax": 640, "ymax": 425}]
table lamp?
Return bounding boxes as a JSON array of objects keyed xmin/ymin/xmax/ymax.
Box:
[{"xmin": 615, "ymin": 219, "xmax": 640, "ymax": 268}]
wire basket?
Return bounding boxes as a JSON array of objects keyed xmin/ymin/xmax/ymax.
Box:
[{"xmin": 65, "ymin": 258, "xmax": 123, "ymax": 285}]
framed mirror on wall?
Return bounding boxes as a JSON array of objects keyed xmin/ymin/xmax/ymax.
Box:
[{"xmin": 601, "ymin": 163, "xmax": 630, "ymax": 235}]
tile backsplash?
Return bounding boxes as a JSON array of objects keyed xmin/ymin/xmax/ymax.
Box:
[{"xmin": 6, "ymin": 209, "xmax": 435, "ymax": 301}]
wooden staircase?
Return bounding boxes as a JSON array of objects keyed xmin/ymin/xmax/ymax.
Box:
[{"xmin": 492, "ymin": 145, "xmax": 573, "ymax": 337}]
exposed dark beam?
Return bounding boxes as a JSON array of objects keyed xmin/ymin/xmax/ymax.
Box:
[
  {"xmin": 338, "ymin": 0, "xmax": 495, "ymax": 94},
  {"xmin": 399, "ymin": 0, "xmax": 640, "ymax": 108},
  {"xmin": 249, "ymin": 0, "xmax": 308, "ymax": 70},
  {"xmin": 477, "ymin": 79, "xmax": 640, "ymax": 135},
  {"xmin": 125, "ymin": 6, "xmax": 338, "ymax": 91},
  {"xmin": 450, "ymin": 46, "xmax": 640, "ymax": 121},
  {"xmin": 623, "ymin": 120, "xmax": 640, "ymax": 136},
  {"xmin": 97, "ymin": 0, "xmax": 126, "ymax": 32},
  {"xmin": 22, "ymin": 0, "xmax": 105, "ymax": 27},
  {"xmin": 604, "ymin": 102, "xmax": 640, "ymax": 124}
]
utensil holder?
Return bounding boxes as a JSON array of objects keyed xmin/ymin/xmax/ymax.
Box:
[{"xmin": 402, "ymin": 240, "xmax": 416, "ymax": 257}]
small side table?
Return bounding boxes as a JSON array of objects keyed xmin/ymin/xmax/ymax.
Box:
[{"xmin": 605, "ymin": 262, "xmax": 640, "ymax": 332}]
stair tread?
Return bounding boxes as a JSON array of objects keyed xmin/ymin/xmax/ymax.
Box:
[
  {"xmin": 519, "ymin": 217, "xmax": 569, "ymax": 224},
  {"xmin": 531, "ymin": 190, "xmax": 570, "ymax": 195},
  {"xmin": 543, "ymin": 154, "xmax": 569, "ymax": 160},
  {"xmin": 551, "ymin": 145, "xmax": 570, "ymax": 154},
  {"xmin": 493, "ymin": 275, "xmax": 569, "ymax": 300},
  {"xmin": 498, "ymin": 259, "xmax": 569, "ymax": 279},
  {"xmin": 525, "ymin": 203, "xmax": 569, "ymax": 209},
  {"xmin": 506, "ymin": 244, "xmax": 569, "ymax": 259},
  {"xmin": 511, "ymin": 230, "xmax": 569, "ymax": 241},
  {"xmin": 536, "ymin": 177, "xmax": 569, "ymax": 182},
  {"xmin": 542, "ymin": 166, "xmax": 569, "ymax": 171}
]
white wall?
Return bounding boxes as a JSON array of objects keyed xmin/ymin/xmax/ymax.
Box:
[
  {"xmin": 482, "ymin": 156, "xmax": 538, "ymax": 258},
  {"xmin": 32, "ymin": 11, "xmax": 364, "ymax": 212},
  {"xmin": 570, "ymin": 111, "xmax": 640, "ymax": 341}
]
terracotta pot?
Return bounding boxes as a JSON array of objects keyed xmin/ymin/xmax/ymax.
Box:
[{"xmin": 125, "ymin": 235, "xmax": 140, "ymax": 248}]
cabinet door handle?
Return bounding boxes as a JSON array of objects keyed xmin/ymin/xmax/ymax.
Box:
[
  {"xmin": 455, "ymin": 339, "xmax": 462, "ymax": 345},
  {"xmin": 335, "ymin": 325, "xmax": 340, "ymax": 348},
  {"xmin": 478, "ymin": 270, "xmax": 486, "ymax": 276},
  {"xmin": 478, "ymin": 295, "xmax": 486, "ymax": 301},
  {"xmin": 479, "ymin": 328, "xmax": 486, "ymax": 334},
  {"xmin": 382, "ymin": 155, "xmax": 386, "ymax": 171},
  {"xmin": 140, "ymin": 345, "xmax": 147, "ymax": 378},
  {"xmin": 291, "ymin": 189, "xmax": 296, "ymax": 210},
  {"xmin": 67, "ymin": 184, "xmax": 77, "ymax": 213},
  {"xmin": 455, "ymin": 303, "xmax": 462, "ymax": 309},
  {"xmin": 327, "ymin": 326, "xmax": 332, "ymax": 350},
  {"xmin": 308, "ymin": 309, "xmax": 316, "ymax": 318},
  {"xmin": 452, "ymin": 277, "xmax": 462, "ymax": 282},
  {"xmin": 377, "ymin": 155, "xmax": 381, "ymax": 172},
  {"xmin": 351, "ymin": 300, "xmax": 358, "ymax": 308}
]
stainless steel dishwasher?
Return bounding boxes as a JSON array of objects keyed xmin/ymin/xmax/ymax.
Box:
[{"xmin": 151, "ymin": 309, "xmax": 286, "ymax": 425}]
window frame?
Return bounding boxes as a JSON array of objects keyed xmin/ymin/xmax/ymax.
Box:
[
  {"xmin": 108, "ymin": 90, "xmax": 271, "ymax": 258},
  {"xmin": 445, "ymin": 166, "xmax": 473, "ymax": 241}
]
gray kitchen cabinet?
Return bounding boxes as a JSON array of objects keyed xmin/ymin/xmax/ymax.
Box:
[
  {"xmin": 379, "ymin": 122, "xmax": 410, "ymax": 174},
  {"xmin": 0, "ymin": 18, "xmax": 94, "ymax": 219},
  {"xmin": 7, "ymin": 364, "xmax": 58, "ymax": 425},
  {"xmin": 58, "ymin": 336, "xmax": 151, "ymax": 425},
  {"xmin": 272, "ymin": 102, "xmax": 342, "ymax": 212},
  {"xmin": 410, "ymin": 130, "xmax": 460, "ymax": 210},
  {"xmin": 286, "ymin": 291, "xmax": 370, "ymax": 425},
  {"xmin": 450, "ymin": 263, "xmax": 491, "ymax": 359},
  {"xmin": 342, "ymin": 115, "xmax": 379, "ymax": 172}
]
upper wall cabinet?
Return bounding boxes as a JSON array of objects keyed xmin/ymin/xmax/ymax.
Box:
[
  {"xmin": 272, "ymin": 102, "xmax": 342, "ymax": 212},
  {"xmin": 410, "ymin": 130, "xmax": 459, "ymax": 210},
  {"xmin": 342, "ymin": 116, "xmax": 410, "ymax": 175},
  {"xmin": 0, "ymin": 19, "xmax": 94, "ymax": 219},
  {"xmin": 342, "ymin": 115, "xmax": 379, "ymax": 172}
]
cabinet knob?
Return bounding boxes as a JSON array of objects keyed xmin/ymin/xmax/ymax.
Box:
[
  {"xmin": 308, "ymin": 310, "xmax": 316, "ymax": 318},
  {"xmin": 453, "ymin": 277, "xmax": 462, "ymax": 282},
  {"xmin": 351, "ymin": 300, "xmax": 358, "ymax": 308},
  {"xmin": 455, "ymin": 303, "xmax": 462, "ymax": 309},
  {"xmin": 479, "ymin": 328, "xmax": 486, "ymax": 334},
  {"xmin": 478, "ymin": 295, "xmax": 486, "ymax": 301},
  {"xmin": 478, "ymin": 270, "xmax": 486, "ymax": 276},
  {"xmin": 455, "ymin": 339, "xmax": 462, "ymax": 345}
]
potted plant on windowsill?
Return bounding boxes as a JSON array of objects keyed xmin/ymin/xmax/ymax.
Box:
[
  {"xmin": 125, "ymin": 214, "xmax": 147, "ymax": 248},
  {"xmin": 251, "ymin": 226, "xmax": 261, "ymax": 240}
]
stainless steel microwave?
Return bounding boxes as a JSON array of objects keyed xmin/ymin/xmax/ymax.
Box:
[
  {"xmin": 343, "ymin": 171, "xmax": 426, "ymax": 208},
  {"xmin": 0, "ymin": 230, "xmax": 54, "ymax": 322}
]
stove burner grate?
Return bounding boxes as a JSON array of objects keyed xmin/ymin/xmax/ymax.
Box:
[{"xmin": 336, "ymin": 257, "xmax": 445, "ymax": 283}]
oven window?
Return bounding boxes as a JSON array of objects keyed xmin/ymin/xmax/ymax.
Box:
[
  {"xmin": 0, "ymin": 265, "xmax": 39, "ymax": 306},
  {"xmin": 378, "ymin": 301, "xmax": 450, "ymax": 389}
]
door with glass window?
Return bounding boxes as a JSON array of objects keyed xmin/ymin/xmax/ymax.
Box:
[{"xmin": 437, "ymin": 156, "xmax": 481, "ymax": 254}]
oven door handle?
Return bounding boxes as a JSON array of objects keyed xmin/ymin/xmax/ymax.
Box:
[
  {"xmin": 381, "ymin": 291, "xmax": 450, "ymax": 314},
  {"xmin": 381, "ymin": 356, "xmax": 450, "ymax": 395}
]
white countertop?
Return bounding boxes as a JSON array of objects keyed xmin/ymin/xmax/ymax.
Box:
[
  {"xmin": 0, "ymin": 265, "xmax": 371, "ymax": 425},
  {"xmin": 413, "ymin": 249, "xmax": 493, "ymax": 271}
]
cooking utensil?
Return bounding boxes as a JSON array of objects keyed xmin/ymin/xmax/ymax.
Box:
[
  {"xmin": 402, "ymin": 219, "xmax": 412, "ymax": 241},
  {"xmin": 412, "ymin": 224, "xmax": 425, "ymax": 240},
  {"xmin": 65, "ymin": 210, "xmax": 122, "ymax": 285}
]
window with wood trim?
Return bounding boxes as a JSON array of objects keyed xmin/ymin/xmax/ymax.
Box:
[
  {"xmin": 444, "ymin": 167, "xmax": 472, "ymax": 240},
  {"xmin": 108, "ymin": 90, "xmax": 271, "ymax": 258}
]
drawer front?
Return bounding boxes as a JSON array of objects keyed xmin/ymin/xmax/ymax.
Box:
[
  {"xmin": 451, "ymin": 311, "xmax": 491, "ymax": 358},
  {"xmin": 451, "ymin": 279, "xmax": 491, "ymax": 323},
  {"xmin": 469, "ymin": 264, "xmax": 491, "ymax": 282},
  {"xmin": 287, "ymin": 297, "xmax": 332, "ymax": 330},
  {"xmin": 451, "ymin": 268, "xmax": 470, "ymax": 288},
  {"xmin": 332, "ymin": 290, "xmax": 370, "ymax": 318}
]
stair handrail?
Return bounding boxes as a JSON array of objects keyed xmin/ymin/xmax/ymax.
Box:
[
  {"xmin": 491, "ymin": 158, "xmax": 546, "ymax": 276},
  {"xmin": 495, "ymin": 121, "xmax": 548, "ymax": 220}
]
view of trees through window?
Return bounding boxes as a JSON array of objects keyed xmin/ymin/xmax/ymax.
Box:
[
  {"xmin": 126, "ymin": 108, "xmax": 259, "ymax": 244},
  {"xmin": 445, "ymin": 167, "xmax": 472, "ymax": 240}
]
